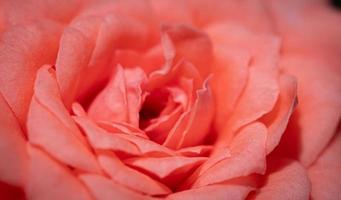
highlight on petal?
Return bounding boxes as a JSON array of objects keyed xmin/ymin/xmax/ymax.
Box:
[
  {"xmin": 80, "ymin": 174, "xmax": 154, "ymax": 200},
  {"xmin": 26, "ymin": 145, "xmax": 92, "ymax": 200},
  {"xmin": 192, "ymin": 122, "xmax": 267, "ymax": 188},
  {"xmin": 0, "ymin": 20, "xmax": 62, "ymax": 125},
  {"xmin": 98, "ymin": 154, "xmax": 171, "ymax": 195},
  {"xmin": 0, "ymin": 93, "xmax": 27, "ymax": 186},
  {"xmin": 252, "ymin": 159, "xmax": 311, "ymax": 200},
  {"xmin": 27, "ymin": 66, "xmax": 100, "ymax": 173},
  {"xmin": 308, "ymin": 130, "xmax": 341, "ymax": 200}
]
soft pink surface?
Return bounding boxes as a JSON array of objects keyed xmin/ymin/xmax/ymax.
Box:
[{"xmin": 0, "ymin": 0, "xmax": 340, "ymax": 199}]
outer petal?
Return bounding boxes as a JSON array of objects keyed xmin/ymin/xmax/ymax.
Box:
[
  {"xmin": 278, "ymin": 57, "xmax": 341, "ymax": 166},
  {"xmin": 0, "ymin": 20, "xmax": 62, "ymax": 125},
  {"xmin": 0, "ymin": 93, "xmax": 27, "ymax": 186},
  {"xmin": 267, "ymin": 0, "xmax": 341, "ymax": 167},
  {"xmin": 192, "ymin": 122, "xmax": 267, "ymax": 187},
  {"xmin": 308, "ymin": 130, "xmax": 341, "ymax": 200},
  {"xmin": 80, "ymin": 175, "xmax": 154, "ymax": 200},
  {"xmin": 253, "ymin": 160, "xmax": 311, "ymax": 200},
  {"xmin": 27, "ymin": 66, "xmax": 100, "ymax": 173},
  {"xmin": 25, "ymin": 145, "xmax": 93, "ymax": 200}
]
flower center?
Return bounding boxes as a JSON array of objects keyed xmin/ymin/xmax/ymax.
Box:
[{"xmin": 139, "ymin": 88, "xmax": 170, "ymax": 130}]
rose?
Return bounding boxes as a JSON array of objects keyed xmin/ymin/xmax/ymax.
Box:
[{"xmin": 0, "ymin": 0, "xmax": 340, "ymax": 199}]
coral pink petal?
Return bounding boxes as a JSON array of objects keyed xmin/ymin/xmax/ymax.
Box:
[
  {"xmin": 167, "ymin": 184, "xmax": 253, "ymax": 200},
  {"xmin": 119, "ymin": 134, "xmax": 176, "ymax": 157},
  {"xmin": 55, "ymin": 17, "xmax": 100, "ymax": 107},
  {"xmin": 1, "ymin": 0, "xmax": 87, "ymax": 25},
  {"xmin": 88, "ymin": 66, "xmax": 146, "ymax": 127},
  {"xmin": 308, "ymin": 131, "xmax": 341, "ymax": 200},
  {"xmin": 74, "ymin": 116, "xmax": 140, "ymax": 155},
  {"xmin": 253, "ymin": 160, "xmax": 311, "ymax": 200},
  {"xmin": 27, "ymin": 66, "xmax": 100, "ymax": 173},
  {"xmin": 209, "ymin": 45, "xmax": 249, "ymax": 131},
  {"xmin": 25, "ymin": 145, "xmax": 93, "ymax": 200},
  {"xmin": 0, "ymin": 20, "xmax": 62, "ymax": 125},
  {"xmin": 164, "ymin": 78, "xmax": 214, "ymax": 149},
  {"xmin": 261, "ymin": 74, "xmax": 297, "ymax": 154},
  {"xmin": 280, "ymin": 57, "xmax": 341, "ymax": 166},
  {"xmin": 80, "ymin": 175, "xmax": 154, "ymax": 200},
  {"xmin": 162, "ymin": 24, "xmax": 213, "ymax": 77},
  {"xmin": 177, "ymin": 145, "xmax": 213, "ymax": 157},
  {"xmin": 0, "ymin": 93, "xmax": 27, "ymax": 186},
  {"xmin": 98, "ymin": 155, "xmax": 171, "ymax": 195},
  {"xmin": 124, "ymin": 156, "xmax": 207, "ymax": 179},
  {"xmin": 193, "ymin": 122, "xmax": 267, "ymax": 187}
]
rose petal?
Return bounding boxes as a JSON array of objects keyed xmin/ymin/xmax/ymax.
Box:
[
  {"xmin": 279, "ymin": 57, "xmax": 341, "ymax": 166},
  {"xmin": 56, "ymin": 17, "xmax": 100, "ymax": 107},
  {"xmin": 0, "ymin": 93, "xmax": 27, "ymax": 186},
  {"xmin": 74, "ymin": 116, "xmax": 140, "ymax": 155},
  {"xmin": 206, "ymin": 23, "xmax": 280, "ymax": 141},
  {"xmin": 88, "ymin": 65, "xmax": 146, "ymax": 127},
  {"xmin": 164, "ymin": 78, "xmax": 214, "ymax": 149},
  {"xmin": 308, "ymin": 130, "xmax": 341, "ymax": 200},
  {"xmin": 0, "ymin": 20, "xmax": 62, "ymax": 125},
  {"xmin": 260, "ymin": 74, "xmax": 297, "ymax": 154},
  {"xmin": 209, "ymin": 45, "xmax": 249, "ymax": 131},
  {"xmin": 167, "ymin": 184, "xmax": 253, "ymax": 200},
  {"xmin": 98, "ymin": 154, "xmax": 171, "ymax": 195},
  {"xmin": 26, "ymin": 145, "xmax": 92, "ymax": 200},
  {"xmin": 253, "ymin": 160, "xmax": 311, "ymax": 200},
  {"xmin": 80, "ymin": 174, "xmax": 154, "ymax": 200},
  {"xmin": 162, "ymin": 24, "xmax": 213, "ymax": 77},
  {"xmin": 124, "ymin": 156, "xmax": 207, "ymax": 179},
  {"xmin": 192, "ymin": 122, "xmax": 267, "ymax": 187},
  {"xmin": 27, "ymin": 66, "xmax": 100, "ymax": 173},
  {"xmin": 177, "ymin": 145, "xmax": 213, "ymax": 157},
  {"xmin": 118, "ymin": 134, "xmax": 176, "ymax": 157}
]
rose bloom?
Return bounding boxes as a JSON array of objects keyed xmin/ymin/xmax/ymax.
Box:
[{"xmin": 0, "ymin": 0, "xmax": 340, "ymax": 199}]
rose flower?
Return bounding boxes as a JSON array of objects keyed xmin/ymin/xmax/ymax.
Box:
[{"xmin": 0, "ymin": 0, "xmax": 340, "ymax": 199}]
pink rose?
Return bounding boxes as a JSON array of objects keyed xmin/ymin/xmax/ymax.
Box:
[{"xmin": 0, "ymin": 0, "xmax": 340, "ymax": 199}]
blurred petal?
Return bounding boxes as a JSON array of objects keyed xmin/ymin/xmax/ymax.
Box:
[
  {"xmin": 0, "ymin": 93, "xmax": 27, "ymax": 186},
  {"xmin": 308, "ymin": 130, "xmax": 341, "ymax": 200},
  {"xmin": 26, "ymin": 145, "xmax": 92, "ymax": 200},
  {"xmin": 0, "ymin": 20, "xmax": 62, "ymax": 125},
  {"xmin": 177, "ymin": 145, "xmax": 212, "ymax": 157}
]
